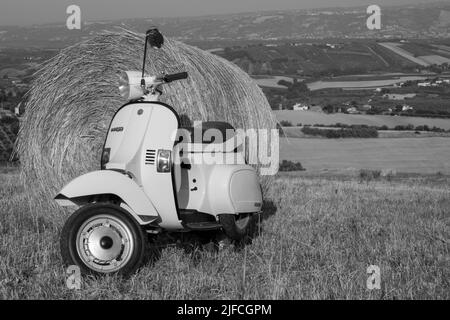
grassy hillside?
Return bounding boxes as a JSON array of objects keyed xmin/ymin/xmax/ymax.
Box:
[
  {"xmin": 0, "ymin": 170, "xmax": 448, "ymax": 299},
  {"xmin": 220, "ymin": 42, "xmax": 419, "ymax": 77},
  {"xmin": 1, "ymin": 3, "xmax": 449, "ymax": 48}
]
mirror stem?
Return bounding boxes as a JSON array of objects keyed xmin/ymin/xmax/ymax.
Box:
[{"xmin": 141, "ymin": 34, "xmax": 149, "ymax": 86}]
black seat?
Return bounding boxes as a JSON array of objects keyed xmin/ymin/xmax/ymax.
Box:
[{"xmin": 178, "ymin": 121, "xmax": 236, "ymax": 144}]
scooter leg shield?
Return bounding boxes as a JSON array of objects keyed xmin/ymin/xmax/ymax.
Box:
[{"xmin": 55, "ymin": 170, "xmax": 159, "ymax": 224}]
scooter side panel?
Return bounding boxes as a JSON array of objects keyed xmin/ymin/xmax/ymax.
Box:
[
  {"xmin": 207, "ymin": 165, "xmax": 262, "ymax": 215},
  {"xmin": 176, "ymin": 151, "xmax": 262, "ymax": 216},
  {"xmin": 229, "ymin": 168, "xmax": 263, "ymax": 212}
]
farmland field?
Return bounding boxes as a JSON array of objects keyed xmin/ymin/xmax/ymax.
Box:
[
  {"xmin": 419, "ymin": 55, "xmax": 450, "ymax": 65},
  {"xmin": 224, "ymin": 40, "xmax": 422, "ymax": 77},
  {"xmin": 307, "ymin": 76, "xmax": 428, "ymax": 91},
  {"xmin": 253, "ymin": 76, "xmax": 297, "ymax": 89},
  {"xmin": 275, "ymin": 111, "xmax": 450, "ymax": 130},
  {"xmin": 379, "ymin": 42, "xmax": 450, "ymax": 67},
  {"xmin": 0, "ymin": 169, "xmax": 449, "ymax": 299},
  {"xmin": 280, "ymin": 137, "xmax": 450, "ymax": 174},
  {"xmin": 379, "ymin": 43, "xmax": 430, "ymax": 67},
  {"xmin": 253, "ymin": 74, "xmax": 430, "ymax": 90},
  {"xmin": 282, "ymin": 127, "xmax": 450, "ymax": 139}
]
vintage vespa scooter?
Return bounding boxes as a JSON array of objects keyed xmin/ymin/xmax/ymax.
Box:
[{"xmin": 56, "ymin": 28, "xmax": 263, "ymax": 275}]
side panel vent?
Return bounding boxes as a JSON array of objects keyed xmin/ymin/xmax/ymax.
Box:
[{"xmin": 145, "ymin": 149, "xmax": 156, "ymax": 165}]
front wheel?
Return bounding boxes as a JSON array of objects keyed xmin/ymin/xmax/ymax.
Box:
[
  {"xmin": 219, "ymin": 213, "xmax": 257, "ymax": 241},
  {"xmin": 60, "ymin": 203, "xmax": 148, "ymax": 276}
]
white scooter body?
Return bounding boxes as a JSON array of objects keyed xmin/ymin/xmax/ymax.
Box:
[
  {"xmin": 55, "ymin": 90, "xmax": 263, "ymax": 231},
  {"xmin": 56, "ymin": 28, "xmax": 263, "ymax": 276}
]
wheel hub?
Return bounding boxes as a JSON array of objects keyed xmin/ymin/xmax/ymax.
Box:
[
  {"xmin": 100, "ymin": 236, "xmax": 114, "ymax": 249},
  {"xmin": 76, "ymin": 215, "xmax": 134, "ymax": 273}
]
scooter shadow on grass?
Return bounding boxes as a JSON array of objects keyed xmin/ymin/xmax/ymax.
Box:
[{"xmin": 144, "ymin": 200, "xmax": 278, "ymax": 266}]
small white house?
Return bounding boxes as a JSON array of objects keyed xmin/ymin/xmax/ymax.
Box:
[
  {"xmin": 15, "ymin": 102, "xmax": 22, "ymax": 116},
  {"xmin": 402, "ymin": 105, "xmax": 413, "ymax": 112},
  {"xmin": 346, "ymin": 107, "xmax": 359, "ymax": 114},
  {"xmin": 293, "ymin": 103, "xmax": 309, "ymax": 111}
]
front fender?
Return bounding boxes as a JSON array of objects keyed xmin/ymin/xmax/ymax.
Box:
[{"xmin": 55, "ymin": 170, "xmax": 159, "ymax": 222}]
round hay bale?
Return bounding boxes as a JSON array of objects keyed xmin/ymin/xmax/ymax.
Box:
[{"xmin": 17, "ymin": 30, "xmax": 276, "ymax": 218}]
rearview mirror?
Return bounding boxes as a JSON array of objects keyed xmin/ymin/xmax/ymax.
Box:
[{"xmin": 146, "ymin": 28, "xmax": 164, "ymax": 49}]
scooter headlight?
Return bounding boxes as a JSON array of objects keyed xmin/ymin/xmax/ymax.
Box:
[
  {"xmin": 118, "ymin": 71, "xmax": 144, "ymax": 100},
  {"xmin": 157, "ymin": 150, "xmax": 171, "ymax": 173},
  {"xmin": 118, "ymin": 74, "xmax": 130, "ymax": 99}
]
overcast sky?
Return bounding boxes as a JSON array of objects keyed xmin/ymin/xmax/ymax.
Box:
[{"xmin": 0, "ymin": 0, "xmax": 437, "ymax": 26}]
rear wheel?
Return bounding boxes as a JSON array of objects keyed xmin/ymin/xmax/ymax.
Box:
[
  {"xmin": 60, "ymin": 203, "xmax": 148, "ymax": 276},
  {"xmin": 219, "ymin": 214, "xmax": 256, "ymax": 241}
]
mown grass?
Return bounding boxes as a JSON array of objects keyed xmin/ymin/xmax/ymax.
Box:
[{"xmin": 0, "ymin": 170, "xmax": 448, "ymax": 299}]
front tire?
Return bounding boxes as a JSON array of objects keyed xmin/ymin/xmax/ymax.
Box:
[
  {"xmin": 60, "ymin": 203, "xmax": 148, "ymax": 276},
  {"xmin": 219, "ymin": 214, "xmax": 256, "ymax": 241}
]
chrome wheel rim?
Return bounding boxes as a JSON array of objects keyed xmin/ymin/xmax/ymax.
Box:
[{"xmin": 76, "ymin": 214, "xmax": 134, "ymax": 273}]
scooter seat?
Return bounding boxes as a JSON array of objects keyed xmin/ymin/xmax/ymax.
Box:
[{"xmin": 179, "ymin": 121, "xmax": 236, "ymax": 144}]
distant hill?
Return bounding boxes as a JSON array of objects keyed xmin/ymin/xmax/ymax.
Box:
[{"xmin": 0, "ymin": 2, "xmax": 449, "ymax": 49}]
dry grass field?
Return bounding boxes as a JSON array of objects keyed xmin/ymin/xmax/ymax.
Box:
[
  {"xmin": 275, "ymin": 111, "xmax": 450, "ymax": 130},
  {"xmin": 282, "ymin": 127, "xmax": 450, "ymax": 139},
  {"xmin": 280, "ymin": 137, "xmax": 450, "ymax": 174},
  {"xmin": 0, "ymin": 169, "xmax": 448, "ymax": 299},
  {"xmin": 306, "ymin": 76, "xmax": 428, "ymax": 91},
  {"xmin": 253, "ymin": 75, "xmax": 429, "ymax": 91}
]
